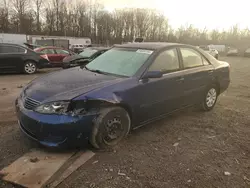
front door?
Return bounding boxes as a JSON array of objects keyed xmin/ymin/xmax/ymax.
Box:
[{"xmin": 135, "ymin": 48, "xmax": 185, "ymax": 124}]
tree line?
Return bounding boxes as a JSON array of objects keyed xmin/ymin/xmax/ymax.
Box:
[{"xmin": 1, "ymin": 0, "xmax": 250, "ymax": 49}]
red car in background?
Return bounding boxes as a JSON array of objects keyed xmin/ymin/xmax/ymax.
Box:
[{"xmin": 34, "ymin": 47, "xmax": 74, "ymax": 67}]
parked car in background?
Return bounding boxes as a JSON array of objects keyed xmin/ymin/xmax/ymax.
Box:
[
  {"xmin": 34, "ymin": 46, "xmax": 74, "ymax": 67},
  {"xmin": 16, "ymin": 42, "xmax": 230, "ymax": 149},
  {"xmin": 199, "ymin": 45, "xmax": 219, "ymax": 59},
  {"xmin": 227, "ymin": 48, "xmax": 239, "ymax": 56},
  {"xmin": 244, "ymin": 48, "xmax": 250, "ymax": 57},
  {"xmin": 62, "ymin": 47, "xmax": 110, "ymax": 69},
  {"xmin": 70, "ymin": 44, "xmax": 85, "ymax": 53},
  {"xmin": 23, "ymin": 43, "xmax": 41, "ymax": 50},
  {"xmin": 0, "ymin": 43, "xmax": 49, "ymax": 74}
]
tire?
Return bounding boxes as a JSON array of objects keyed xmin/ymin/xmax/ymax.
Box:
[
  {"xmin": 201, "ymin": 85, "xmax": 218, "ymax": 111},
  {"xmin": 90, "ymin": 107, "xmax": 131, "ymax": 150},
  {"xmin": 23, "ymin": 61, "xmax": 37, "ymax": 74},
  {"xmin": 215, "ymin": 54, "xmax": 219, "ymax": 59}
]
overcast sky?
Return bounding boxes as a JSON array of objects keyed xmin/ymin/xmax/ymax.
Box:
[{"xmin": 101, "ymin": 0, "xmax": 249, "ymax": 30}]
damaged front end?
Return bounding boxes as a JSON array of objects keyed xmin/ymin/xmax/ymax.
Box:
[{"xmin": 17, "ymin": 95, "xmax": 125, "ymax": 148}]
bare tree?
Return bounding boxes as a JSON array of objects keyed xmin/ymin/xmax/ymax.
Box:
[
  {"xmin": 2, "ymin": 0, "xmax": 250, "ymax": 49},
  {"xmin": 32, "ymin": 0, "xmax": 42, "ymax": 32},
  {"xmin": 0, "ymin": 0, "xmax": 10, "ymax": 32},
  {"xmin": 11, "ymin": 0, "xmax": 29, "ymax": 33}
]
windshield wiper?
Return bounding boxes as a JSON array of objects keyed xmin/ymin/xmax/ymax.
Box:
[{"xmin": 85, "ymin": 67, "xmax": 106, "ymax": 75}]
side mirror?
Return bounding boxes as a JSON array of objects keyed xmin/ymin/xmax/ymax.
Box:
[{"xmin": 142, "ymin": 71, "xmax": 163, "ymax": 79}]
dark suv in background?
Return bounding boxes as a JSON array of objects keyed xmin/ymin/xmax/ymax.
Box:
[{"xmin": 0, "ymin": 43, "xmax": 49, "ymax": 74}]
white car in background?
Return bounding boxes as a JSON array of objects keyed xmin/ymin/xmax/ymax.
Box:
[
  {"xmin": 70, "ymin": 44, "xmax": 85, "ymax": 53},
  {"xmin": 227, "ymin": 48, "xmax": 239, "ymax": 56},
  {"xmin": 199, "ymin": 45, "xmax": 219, "ymax": 59}
]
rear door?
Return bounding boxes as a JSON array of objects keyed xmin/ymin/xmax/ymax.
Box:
[
  {"xmin": 0, "ymin": 45, "xmax": 26, "ymax": 71},
  {"xmin": 178, "ymin": 47, "xmax": 215, "ymax": 106},
  {"xmin": 136, "ymin": 48, "xmax": 185, "ymax": 123}
]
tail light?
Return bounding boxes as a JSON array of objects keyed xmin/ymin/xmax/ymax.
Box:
[{"xmin": 40, "ymin": 54, "xmax": 49, "ymax": 61}]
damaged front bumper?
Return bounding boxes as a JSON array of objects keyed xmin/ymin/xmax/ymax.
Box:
[{"xmin": 16, "ymin": 99, "xmax": 98, "ymax": 148}]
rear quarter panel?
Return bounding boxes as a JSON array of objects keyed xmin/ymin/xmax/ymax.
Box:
[{"xmin": 213, "ymin": 61, "xmax": 230, "ymax": 94}]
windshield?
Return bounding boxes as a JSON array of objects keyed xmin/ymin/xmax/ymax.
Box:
[
  {"xmin": 199, "ymin": 46, "xmax": 209, "ymax": 51},
  {"xmin": 79, "ymin": 49, "xmax": 98, "ymax": 57},
  {"xmin": 85, "ymin": 48, "xmax": 153, "ymax": 77}
]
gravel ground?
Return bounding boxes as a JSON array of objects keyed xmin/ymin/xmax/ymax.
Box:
[{"xmin": 0, "ymin": 57, "xmax": 250, "ymax": 188}]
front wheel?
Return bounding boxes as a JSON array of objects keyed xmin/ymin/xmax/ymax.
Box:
[
  {"xmin": 90, "ymin": 107, "xmax": 131, "ymax": 150},
  {"xmin": 23, "ymin": 61, "xmax": 37, "ymax": 74},
  {"xmin": 201, "ymin": 86, "xmax": 218, "ymax": 111}
]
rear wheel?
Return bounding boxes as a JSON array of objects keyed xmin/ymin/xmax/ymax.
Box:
[
  {"xmin": 201, "ymin": 86, "xmax": 218, "ymax": 111},
  {"xmin": 23, "ymin": 61, "xmax": 37, "ymax": 74},
  {"xmin": 90, "ymin": 107, "xmax": 131, "ymax": 150}
]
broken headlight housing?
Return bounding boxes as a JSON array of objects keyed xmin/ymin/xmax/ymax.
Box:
[{"xmin": 34, "ymin": 101, "xmax": 70, "ymax": 114}]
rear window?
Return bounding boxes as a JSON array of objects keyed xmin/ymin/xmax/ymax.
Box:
[{"xmin": 0, "ymin": 46, "xmax": 25, "ymax": 53}]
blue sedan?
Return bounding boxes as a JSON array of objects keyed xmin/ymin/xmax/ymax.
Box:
[{"xmin": 16, "ymin": 42, "xmax": 230, "ymax": 149}]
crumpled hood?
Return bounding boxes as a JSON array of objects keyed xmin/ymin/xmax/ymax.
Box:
[
  {"xmin": 63, "ymin": 54, "xmax": 88, "ymax": 63},
  {"xmin": 24, "ymin": 68, "xmax": 123, "ymax": 103}
]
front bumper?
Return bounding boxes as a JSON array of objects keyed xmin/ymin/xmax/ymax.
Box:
[{"xmin": 15, "ymin": 98, "xmax": 97, "ymax": 148}]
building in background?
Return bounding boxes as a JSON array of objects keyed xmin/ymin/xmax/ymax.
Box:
[{"xmin": 0, "ymin": 33, "xmax": 91, "ymax": 49}]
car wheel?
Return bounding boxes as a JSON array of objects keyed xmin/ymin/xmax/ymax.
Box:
[
  {"xmin": 201, "ymin": 86, "xmax": 218, "ymax": 111},
  {"xmin": 215, "ymin": 54, "xmax": 219, "ymax": 59},
  {"xmin": 90, "ymin": 107, "xmax": 131, "ymax": 150},
  {"xmin": 24, "ymin": 61, "xmax": 37, "ymax": 74}
]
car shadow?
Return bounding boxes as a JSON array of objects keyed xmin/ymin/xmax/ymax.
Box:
[{"xmin": 0, "ymin": 68, "xmax": 61, "ymax": 76}]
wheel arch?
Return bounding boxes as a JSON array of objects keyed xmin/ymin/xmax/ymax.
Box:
[{"xmin": 212, "ymin": 78, "xmax": 221, "ymax": 95}]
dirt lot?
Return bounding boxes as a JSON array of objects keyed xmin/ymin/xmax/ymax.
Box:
[{"xmin": 0, "ymin": 57, "xmax": 250, "ymax": 188}]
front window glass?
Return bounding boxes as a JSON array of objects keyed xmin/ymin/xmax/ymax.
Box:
[
  {"xmin": 86, "ymin": 48, "xmax": 153, "ymax": 77},
  {"xmin": 149, "ymin": 48, "xmax": 180, "ymax": 73}
]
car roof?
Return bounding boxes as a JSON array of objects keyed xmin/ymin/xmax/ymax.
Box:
[
  {"xmin": 0, "ymin": 43, "xmax": 23, "ymax": 47},
  {"xmin": 114, "ymin": 42, "xmax": 182, "ymax": 50},
  {"xmin": 36, "ymin": 46, "xmax": 63, "ymax": 49}
]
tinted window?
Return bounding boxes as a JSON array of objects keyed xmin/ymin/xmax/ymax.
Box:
[
  {"xmin": 180, "ymin": 48, "xmax": 204, "ymax": 68},
  {"xmin": 149, "ymin": 48, "xmax": 179, "ymax": 73},
  {"xmin": 86, "ymin": 48, "xmax": 152, "ymax": 77},
  {"xmin": 202, "ymin": 57, "xmax": 210, "ymax": 65},
  {"xmin": 55, "ymin": 49, "xmax": 69, "ymax": 54},
  {"xmin": 0, "ymin": 46, "xmax": 20, "ymax": 53},
  {"xmin": 41, "ymin": 49, "xmax": 55, "ymax": 54},
  {"xmin": 18, "ymin": 47, "xmax": 26, "ymax": 53}
]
